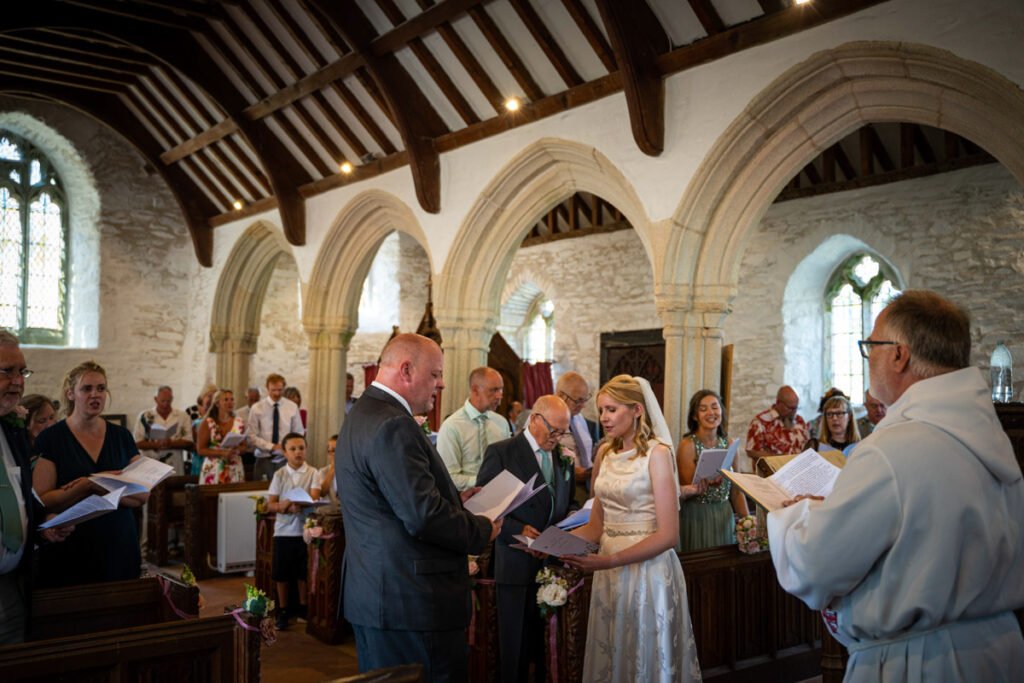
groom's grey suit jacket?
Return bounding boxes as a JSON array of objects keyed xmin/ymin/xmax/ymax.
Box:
[{"xmin": 337, "ymin": 385, "xmax": 491, "ymax": 631}]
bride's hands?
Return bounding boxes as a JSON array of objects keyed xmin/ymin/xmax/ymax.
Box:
[{"xmin": 560, "ymin": 553, "xmax": 612, "ymax": 573}]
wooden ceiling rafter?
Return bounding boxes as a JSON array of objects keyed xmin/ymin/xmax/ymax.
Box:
[
  {"xmin": 229, "ymin": 1, "xmax": 350, "ymax": 169},
  {"xmin": 22, "ymin": 29, "xmax": 160, "ymax": 66},
  {"xmin": 311, "ymin": 0, "xmax": 450, "ymax": 213},
  {"xmin": 468, "ymin": 4, "xmax": 545, "ymax": 103},
  {"xmin": 560, "ymin": 0, "xmax": 616, "ymax": 72},
  {"xmin": 56, "ymin": 0, "xmax": 207, "ymax": 32},
  {"xmin": 0, "ymin": 62, "xmax": 125, "ymax": 95},
  {"xmin": 376, "ymin": 0, "xmax": 481, "ymax": 126},
  {"xmin": 687, "ymin": 0, "xmax": 726, "ymax": 35},
  {"xmin": 509, "ymin": 0, "xmax": 583, "ymax": 88},
  {"xmin": 0, "ymin": 36, "xmax": 148, "ymax": 77},
  {"xmin": 594, "ymin": 0, "xmax": 669, "ymax": 156}
]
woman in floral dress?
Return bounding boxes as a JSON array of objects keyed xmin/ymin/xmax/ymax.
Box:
[{"xmin": 197, "ymin": 389, "xmax": 246, "ymax": 484}]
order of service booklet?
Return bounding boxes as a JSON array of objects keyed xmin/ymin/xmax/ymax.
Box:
[
  {"xmin": 89, "ymin": 456, "xmax": 175, "ymax": 495},
  {"xmin": 463, "ymin": 470, "xmax": 547, "ymax": 521},
  {"xmin": 38, "ymin": 486, "xmax": 127, "ymax": 530},
  {"xmin": 512, "ymin": 525, "xmax": 598, "ymax": 557},
  {"xmin": 692, "ymin": 438, "xmax": 741, "ymax": 484},
  {"xmin": 721, "ymin": 448, "xmax": 842, "ymax": 512}
]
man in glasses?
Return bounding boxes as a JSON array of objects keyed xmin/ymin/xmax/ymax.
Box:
[
  {"xmin": 476, "ymin": 395, "xmax": 574, "ymax": 683},
  {"xmin": 555, "ymin": 372, "xmax": 601, "ymax": 504},
  {"xmin": 768, "ymin": 290, "xmax": 1024, "ymax": 681},
  {"xmin": 856, "ymin": 389, "xmax": 887, "ymax": 437},
  {"xmin": 745, "ymin": 385, "xmax": 810, "ymax": 462}
]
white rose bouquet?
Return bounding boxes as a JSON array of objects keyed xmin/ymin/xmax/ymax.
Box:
[
  {"xmin": 535, "ymin": 566, "xmax": 569, "ymax": 617},
  {"xmin": 735, "ymin": 514, "xmax": 769, "ymax": 554}
]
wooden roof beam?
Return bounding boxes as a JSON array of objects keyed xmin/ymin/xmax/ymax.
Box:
[
  {"xmin": 23, "ymin": 29, "xmax": 159, "ymax": 65},
  {"xmin": 0, "ymin": 76, "xmax": 218, "ymax": 264},
  {"xmin": 560, "ymin": 0, "xmax": 616, "ymax": 72},
  {"xmin": 758, "ymin": 0, "xmax": 788, "ymax": 14},
  {"xmin": 0, "ymin": 36, "xmax": 149, "ymax": 76},
  {"xmin": 688, "ymin": 0, "xmax": 726, "ymax": 35},
  {"xmin": 469, "ymin": 5, "xmax": 545, "ymax": 103},
  {"xmin": 509, "ymin": 0, "xmax": 583, "ymax": 88},
  {"xmin": 311, "ymin": 0, "xmax": 450, "ymax": 213},
  {"xmin": 56, "ymin": 0, "xmax": 207, "ymax": 31},
  {"xmin": 594, "ymin": 0, "xmax": 669, "ymax": 156}
]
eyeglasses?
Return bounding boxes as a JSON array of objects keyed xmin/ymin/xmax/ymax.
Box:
[
  {"xmin": 534, "ymin": 412, "xmax": 568, "ymax": 438},
  {"xmin": 559, "ymin": 391, "xmax": 591, "ymax": 407},
  {"xmin": 0, "ymin": 366, "xmax": 33, "ymax": 379},
  {"xmin": 857, "ymin": 340, "xmax": 899, "ymax": 359},
  {"xmin": 824, "ymin": 411, "xmax": 848, "ymax": 418}
]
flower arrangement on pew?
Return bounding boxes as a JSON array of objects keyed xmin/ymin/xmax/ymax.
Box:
[
  {"xmin": 181, "ymin": 564, "xmax": 205, "ymax": 611},
  {"xmin": 735, "ymin": 514, "xmax": 769, "ymax": 554},
  {"xmin": 251, "ymin": 495, "xmax": 269, "ymax": 520},
  {"xmin": 302, "ymin": 515, "xmax": 324, "ymax": 548},
  {"xmin": 536, "ymin": 566, "xmax": 569, "ymax": 617},
  {"xmin": 239, "ymin": 584, "xmax": 277, "ymax": 645}
]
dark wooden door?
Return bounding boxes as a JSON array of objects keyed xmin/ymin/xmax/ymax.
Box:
[{"xmin": 600, "ymin": 329, "xmax": 665, "ymax": 408}]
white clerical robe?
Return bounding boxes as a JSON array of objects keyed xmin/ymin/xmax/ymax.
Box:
[{"xmin": 768, "ymin": 367, "xmax": 1024, "ymax": 682}]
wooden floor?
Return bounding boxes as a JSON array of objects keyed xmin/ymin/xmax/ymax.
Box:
[{"xmin": 157, "ymin": 564, "xmax": 360, "ymax": 683}]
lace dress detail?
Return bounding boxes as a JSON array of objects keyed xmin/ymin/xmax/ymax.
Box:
[{"xmin": 583, "ymin": 446, "xmax": 702, "ymax": 682}]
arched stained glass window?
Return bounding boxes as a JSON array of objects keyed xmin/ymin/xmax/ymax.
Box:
[
  {"xmin": 825, "ymin": 254, "xmax": 900, "ymax": 399},
  {"xmin": 0, "ymin": 131, "xmax": 68, "ymax": 344}
]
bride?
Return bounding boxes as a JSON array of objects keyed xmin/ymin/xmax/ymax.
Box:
[{"xmin": 565, "ymin": 374, "xmax": 702, "ymax": 682}]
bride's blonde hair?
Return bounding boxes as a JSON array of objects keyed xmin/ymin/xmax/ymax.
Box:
[{"xmin": 598, "ymin": 374, "xmax": 654, "ymax": 459}]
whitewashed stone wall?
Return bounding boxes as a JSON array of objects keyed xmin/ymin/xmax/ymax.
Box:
[
  {"xmin": 724, "ymin": 163, "xmax": 1024, "ymax": 436},
  {"xmin": 249, "ymin": 255, "xmax": 309, "ymax": 398},
  {"xmin": 347, "ymin": 232, "xmax": 430, "ymax": 395},
  {"xmin": 4, "ymin": 98, "xmax": 208, "ymax": 428},
  {"xmin": 503, "ymin": 229, "xmax": 661, "ymax": 420}
]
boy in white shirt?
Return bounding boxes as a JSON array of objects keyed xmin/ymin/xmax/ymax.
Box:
[{"xmin": 267, "ymin": 432, "xmax": 321, "ymax": 630}]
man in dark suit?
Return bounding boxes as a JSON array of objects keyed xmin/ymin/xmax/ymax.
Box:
[
  {"xmin": 336, "ymin": 333, "xmax": 498, "ymax": 682},
  {"xmin": 476, "ymin": 394, "xmax": 575, "ymax": 683},
  {"xmin": 0, "ymin": 330, "xmax": 70, "ymax": 644}
]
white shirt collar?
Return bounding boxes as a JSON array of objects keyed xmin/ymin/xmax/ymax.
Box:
[
  {"xmin": 371, "ymin": 381, "xmax": 412, "ymax": 415},
  {"xmin": 523, "ymin": 426, "xmax": 544, "ymax": 454}
]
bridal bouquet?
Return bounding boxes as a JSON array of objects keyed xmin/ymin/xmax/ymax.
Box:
[
  {"xmin": 536, "ymin": 567, "xmax": 569, "ymax": 617},
  {"xmin": 735, "ymin": 514, "xmax": 769, "ymax": 554}
]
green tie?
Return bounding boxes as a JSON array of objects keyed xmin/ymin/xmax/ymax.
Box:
[
  {"xmin": 0, "ymin": 458, "xmax": 24, "ymax": 553},
  {"xmin": 539, "ymin": 448, "xmax": 553, "ymax": 487}
]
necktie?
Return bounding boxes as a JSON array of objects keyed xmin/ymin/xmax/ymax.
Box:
[
  {"xmin": 272, "ymin": 403, "xmax": 280, "ymax": 445},
  {"xmin": 0, "ymin": 460, "xmax": 23, "ymax": 553},
  {"xmin": 539, "ymin": 448, "xmax": 553, "ymax": 487},
  {"xmin": 476, "ymin": 414, "xmax": 488, "ymax": 457}
]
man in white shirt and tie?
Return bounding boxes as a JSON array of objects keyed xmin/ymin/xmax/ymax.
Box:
[{"xmin": 247, "ymin": 373, "xmax": 304, "ymax": 481}]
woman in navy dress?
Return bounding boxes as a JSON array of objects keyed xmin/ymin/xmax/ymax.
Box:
[{"xmin": 33, "ymin": 361, "xmax": 147, "ymax": 586}]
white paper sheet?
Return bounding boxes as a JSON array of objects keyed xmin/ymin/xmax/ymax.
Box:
[
  {"xmin": 90, "ymin": 456, "xmax": 174, "ymax": 493},
  {"xmin": 693, "ymin": 438, "xmax": 740, "ymax": 484},
  {"xmin": 281, "ymin": 487, "xmax": 328, "ymax": 507},
  {"xmin": 38, "ymin": 486, "xmax": 125, "ymax": 529},
  {"xmin": 514, "ymin": 525, "xmax": 598, "ymax": 556},
  {"xmin": 464, "ymin": 470, "xmax": 547, "ymax": 521}
]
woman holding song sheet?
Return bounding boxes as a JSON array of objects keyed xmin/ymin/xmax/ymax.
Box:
[
  {"xmin": 197, "ymin": 389, "xmax": 246, "ymax": 485},
  {"xmin": 33, "ymin": 361, "xmax": 146, "ymax": 586},
  {"xmin": 564, "ymin": 375, "xmax": 701, "ymax": 682},
  {"xmin": 676, "ymin": 390, "xmax": 749, "ymax": 552}
]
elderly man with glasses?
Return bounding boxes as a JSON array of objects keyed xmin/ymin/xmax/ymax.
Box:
[
  {"xmin": 553, "ymin": 372, "xmax": 601, "ymax": 503},
  {"xmin": 769, "ymin": 290, "xmax": 1024, "ymax": 682},
  {"xmin": 476, "ymin": 394, "xmax": 576, "ymax": 683},
  {"xmin": 745, "ymin": 385, "xmax": 810, "ymax": 462}
]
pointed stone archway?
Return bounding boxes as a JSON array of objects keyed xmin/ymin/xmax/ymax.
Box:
[
  {"xmin": 660, "ymin": 40, "xmax": 1024, "ymax": 433},
  {"xmin": 209, "ymin": 220, "xmax": 293, "ymax": 399},
  {"xmin": 435, "ymin": 138, "xmax": 656, "ymax": 421},
  {"xmin": 303, "ymin": 190, "xmax": 431, "ymax": 459}
]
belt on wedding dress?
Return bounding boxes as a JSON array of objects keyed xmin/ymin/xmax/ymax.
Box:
[{"xmin": 603, "ymin": 521, "xmax": 657, "ymax": 537}]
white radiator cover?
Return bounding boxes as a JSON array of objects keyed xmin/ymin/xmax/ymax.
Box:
[{"xmin": 216, "ymin": 491, "xmax": 257, "ymax": 573}]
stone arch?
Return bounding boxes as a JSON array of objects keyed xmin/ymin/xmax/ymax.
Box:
[
  {"xmin": 669, "ymin": 41, "xmax": 1024, "ymax": 301},
  {"xmin": 0, "ymin": 111, "xmax": 101, "ymax": 347},
  {"xmin": 208, "ymin": 220, "xmax": 292, "ymax": 397},
  {"xmin": 435, "ymin": 138, "xmax": 653, "ymax": 417},
  {"xmin": 303, "ymin": 190, "xmax": 430, "ymax": 458}
]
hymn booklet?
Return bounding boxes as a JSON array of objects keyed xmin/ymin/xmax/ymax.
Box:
[
  {"xmin": 721, "ymin": 448, "xmax": 842, "ymax": 512},
  {"xmin": 512, "ymin": 525, "xmax": 598, "ymax": 556},
  {"xmin": 692, "ymin": 438, "xmax": 741, "ymax": 484},
  {"xmin": 281, "ymin": 488, "xmax": 328, "ymax": 507},
  {"xmin": 39, "ymin": 486, "xmax": 126, "ymax": 530},
  {"xmin": 463, "ymin": 470, "xmax": 547, "ymax": 521},
  {"xmin": 89, "ymin": 457, "xmax": 175, "ymax": 495}
]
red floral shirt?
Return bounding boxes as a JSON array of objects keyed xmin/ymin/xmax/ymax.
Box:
[{"xmin": 745, "ymin": 408, "xmax": 809, "ymax": 455}]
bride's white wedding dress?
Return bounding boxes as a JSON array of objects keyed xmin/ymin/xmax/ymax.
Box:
[{"xmin": 583, "ymin": 445, "xmax": 702, "ymax": 682}]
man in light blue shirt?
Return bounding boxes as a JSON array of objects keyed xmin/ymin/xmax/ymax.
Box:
[{"xmin": 436, "ymin": 366, "xmax": 510, "ymax": 490}]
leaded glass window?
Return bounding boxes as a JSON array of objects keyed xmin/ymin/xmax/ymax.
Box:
[
  {"xmin": 0, "ymin": 131, "xmax": 68, "ymax": 344},
  {"xmin": 825, "ymin": 254, "xmax": 900, "ymax": 398}
]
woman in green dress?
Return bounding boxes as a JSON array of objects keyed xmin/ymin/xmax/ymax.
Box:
[{"xmin": 676, "ymin": 389, "xmax": 750, "ymax": 551}]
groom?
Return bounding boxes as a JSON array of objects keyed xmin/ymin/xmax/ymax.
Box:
[
  {"xmin": 477, "ymin": 395, "xmax": 575, "ymax": 683},
  {"xmin": 337, "ymin": 334, "xmax": 498, "ymax": 681}
]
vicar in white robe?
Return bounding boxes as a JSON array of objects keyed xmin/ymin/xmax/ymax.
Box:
[{"xmin": 768, "ymin": 290, "xmax": 1024, "ymax": 683}]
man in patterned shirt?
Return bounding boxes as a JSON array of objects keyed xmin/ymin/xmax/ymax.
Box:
[{"xmin": 746, "ymin": 385, "xmax": 809, "ymax": 461}]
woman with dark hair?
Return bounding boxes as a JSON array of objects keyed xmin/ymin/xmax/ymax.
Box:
[
  {"xmin": 807, "ymin": 395, "xmax": 861, "ymax": 454},
  {"xmin": 20, "ymin": 393, "xmax": 58, "ymax": 461},
  {"xmin": 33, "ymin": 361, "xmax": 147, "ymax": 586},
  {"xmin": 676, "ymin": 389, "xmax": 749, "ymax": 552}
]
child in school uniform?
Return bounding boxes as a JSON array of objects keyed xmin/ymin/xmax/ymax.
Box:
[{"xmin": 267, "ymin": 432, "xmax": 321, "ymax": 630}]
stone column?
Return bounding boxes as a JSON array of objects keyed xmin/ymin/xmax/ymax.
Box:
[
  {"xmin": 435, "ymin": 309, "xmax": 496, "ymax": 419},
  {"xmin": 304, "ymin": 324, "xmax": 355, "ymax": 467},
  {"xmin": 656, "ymin": 288, "xmax": 732, "ymax": 440},
  {"xmin": 210, "ymin": 329, "xmax": 258, "ymax": 400}
]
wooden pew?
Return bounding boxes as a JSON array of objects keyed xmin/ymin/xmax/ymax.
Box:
[
  {"xmin": 254, "ymin": 511, "xmax": 276, "ymax": 596},
  {"xmin": 327, "ymin": 664, "xmax": 424, "ymax": 682},
  {"xmin": 305, "ymin": 508, "xmax": 350, "ymax": 644},
  {"xmin": 184, "ymin": 481, "xmax": 269, "ymax": 580},
  {"xmin": 0, "ymin": 613, "xmax": 260, "ymax": 682},
  {"xmin": 29, "ymin": 576, "xmax": 198, "ymax": 641},
  {"xmin": 145, "ymin": 475, "xmax": 198, "ymax": 566}
]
